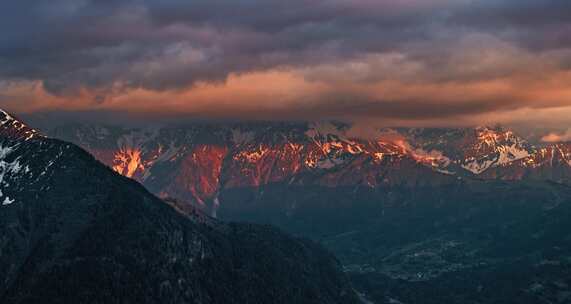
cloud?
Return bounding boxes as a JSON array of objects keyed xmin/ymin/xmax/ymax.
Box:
[
  {"xmin": 0, "ymin": 0, "xmax": 571, "ymax": 125},
  {"xmin": 542, "ymin": 128, "xmax": 571, "ymax": 143}
]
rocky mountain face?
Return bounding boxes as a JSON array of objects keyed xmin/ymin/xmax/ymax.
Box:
[
  {"xmin": 0, "ymin": 111, "xmax": 42, "ymax": 141},
  {"xmin": 403, "ymin": 127, "xmax": 571, "ymax": 182},
  {"xmin": 0, "ymin": 111, "xmax": 359, "ymax": 304},
  {"xmin": 48, "ymin": 121, "xmax": 571, "ymax": 304},
  {"xmin": 49, "ymin": 122, "xmax": 571, "ymax": 214},
  {"xmin": 482, "ymin": 143, "xmax": 571, "ymax": 182}
]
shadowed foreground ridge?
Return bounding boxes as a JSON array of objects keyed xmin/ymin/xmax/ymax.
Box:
[{"xmin": 0, "ymin": 110, "xmax": 358, "ymax": 304}]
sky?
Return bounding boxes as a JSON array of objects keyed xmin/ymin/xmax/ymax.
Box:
[{"xmin": 1, "ymin": 0, "xmax": 571, "ymax": 134}]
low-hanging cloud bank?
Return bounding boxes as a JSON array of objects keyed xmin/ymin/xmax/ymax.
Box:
[
  {"xmin": 542, "ymin": 128, "xmax": 571, "ymax": 143},
  {"xmin": 0, "ymin": 0, "xmax": 571, "ymax": 126}
]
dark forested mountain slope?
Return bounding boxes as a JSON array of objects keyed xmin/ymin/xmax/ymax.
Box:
[{"xmin": 0, "ymin": 111, "xmax": 358, "ymax": 304}]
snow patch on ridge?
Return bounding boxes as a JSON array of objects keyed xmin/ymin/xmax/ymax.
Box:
[
  {"xmin": 462, "ymin": 159, "xmax": 495, "ymax": 175},
  {"xmin": 0, "ymin": 143, "xmax": 25, "ymax": 206},
  {"xmin": 0, "ymin": 109, "xmax": 40, "ymax": 141},
  {"xmin": 305, "ymin": 122, "xmax": 369, "ymax": 170},
  {"xmin": 497, "ymin": 144, "xmax": 530, "ymax": 165},
  {"xmin": 461, "ymin": 144, "xmax": 530, "ymax": 174},
  {"xmin": 2, "ymin": 197, "xmax": 14, "ymax": 206}
]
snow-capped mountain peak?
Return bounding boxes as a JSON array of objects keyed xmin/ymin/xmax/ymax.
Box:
[
  {"xmin": 0, "ymin": 109, "xmax": 42, "ymax": 141},
  {"xmin": 459, "ymin": 127, "xmax": 531, "ymax": 174}
]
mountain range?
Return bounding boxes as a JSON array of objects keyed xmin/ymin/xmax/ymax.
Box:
[
  {"xmin": 48, "ymin": 122, "xmax": 571, "ymax": 215},
  {"xmin": 47, "ymin": 121, "xmax": 571, "ymax": 303},
  {"xmin": 0, "ymin": 110, "xmax": 359, "ymax": 304}
]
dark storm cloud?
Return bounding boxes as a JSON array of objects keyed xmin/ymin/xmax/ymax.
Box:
[
  {"xmin": 0, "ymin": 0, "xmax": 570, "ymax": 123},
  {"xmin": 446, "ymin": 0, "xmax": 571, "ymax": 51},
  {"xmin": 448, "ymin": 0, "xmax": 571, "ymax": 27}
]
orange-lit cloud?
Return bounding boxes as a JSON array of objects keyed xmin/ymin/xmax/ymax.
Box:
[
  {"xmin": 1, "ymin": 0, "xmax": 571, "ymax": 131},
  {"xmin": 542, "ymin": 129, "xmax": 571, "ymax": 143}
]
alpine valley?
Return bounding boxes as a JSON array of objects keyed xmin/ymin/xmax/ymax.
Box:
[{"xmin": 46, "ymin": 120, "xmax": 571, "ymax": 304}]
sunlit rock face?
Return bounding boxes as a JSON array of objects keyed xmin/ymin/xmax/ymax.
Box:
[
  {"xmin": 161, "ymin": 144, "xmax": 228, "ymax": 206},
  {"xmin": 400, "ymin": 126, "xmax": 532, "ymax": 174},
  {"xmin": 481, "ymin": 143, "xmax": 571, "ymax": 183},
  {"xmin": 49, "ymin": 122, "xmax": 571, "ymax": 214}
]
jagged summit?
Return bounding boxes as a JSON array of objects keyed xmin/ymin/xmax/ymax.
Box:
[
  {"xmin": 0, "ymin": 109, "xmax": 41, "ymax": 141},
  {"xmin": 44, "ymin": 121, "xmax": 571, "ymax": 214}
]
